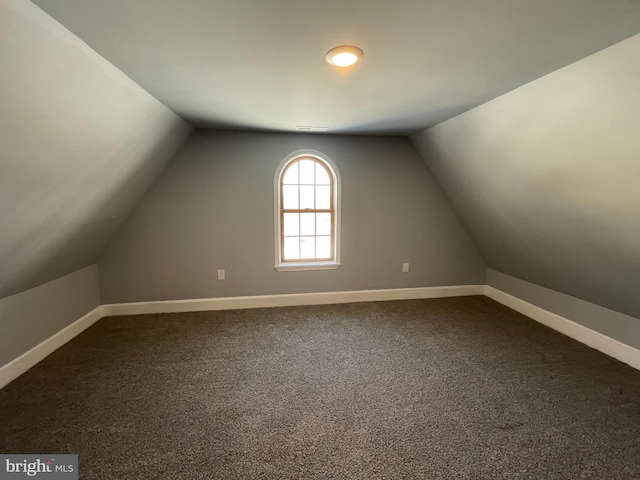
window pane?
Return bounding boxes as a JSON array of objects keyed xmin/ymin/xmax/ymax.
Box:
[
  {"xmin": 282, "ymin": 185, "xmax": 298, "ymax": 209},
  {"xmin": 316, "ymin": 186, "xmax": 331, "ymax": 209},
  {"xmin": 283, "ymin": 237, "xmax": 300, "ymax": 260},
  {"xmin": 300, "ymin": 213, "xmax": 315, "ymax": 235},
  {"xmin": 316, "ymin": 236, "xmax": 331, "ymax": 259},
  {"xmin": 316, "ymin": 212, "xmax": 331, "ymax": 235},
  {"xmin": 283, "ymin": 213, "xmax": 299, "ymax": 236},
  {"xmin": 299, "ymin": 160, "xmax": 315, "ymax": 184},
  {"xmin": 315, "ymin": 163, "xmax": 331, "ymax": 185},
  {"xmin": 278, "ymin": 156, "xmax": 339, "ymax": 266},
  {"xmin": 300, "ymin": 236, "xmax": 315, "ymax": 259},
  {"xmin": 300, "ymin": 185, "xmax": 314, "ymax": 209},
  {"xmin": 282, "ymin": 162, "xmax": 299, "ymax": 184}
]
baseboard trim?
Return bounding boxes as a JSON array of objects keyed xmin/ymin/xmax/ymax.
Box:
[
  {"xmin": 101, "ymin": 285, "xmax": 486, "ymax": 317},
  {"xmin": 0, "ymin": 305, "xmax": 104, "ymax": 389},
  {"xmin": 485, "ymin": 286, "xmax": 640, "ymax": 371},
  {"xmin": 3, "ymin": 283, "xmax": 639, "ymax": 390}
]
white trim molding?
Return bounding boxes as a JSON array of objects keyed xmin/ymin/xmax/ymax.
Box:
[
  {"xmin": 1, "ymin": 286, "xmax": 480, "ymax": 389},
  {"xmin": 0, "ymin": 305, "xmax": 104, "ymax": 389},
  {"xmin": 3, "ymin": 283, "xmax": 640, "ymax": 390},
  {"xmin": 273, "ymin": 149, "xmax": 342, "ymax": 271},
  {"xmin": 102, "ymin": 285, "xmax": 485, "ymax": 317},
  {"xmin": 274, "ymin": 261, "xmax": 341, "ymax": 272},
  {"xmin": 485, "ymin": 286, "xmax": 640, "ymax": 371}
]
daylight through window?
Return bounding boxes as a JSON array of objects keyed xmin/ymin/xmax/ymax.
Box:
[{"xmin": 275, "ymin": 153, "xmax": 341, "ymax": 270}]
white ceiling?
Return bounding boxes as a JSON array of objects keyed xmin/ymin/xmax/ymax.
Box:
[{"xmin": 32, "ymin": 0, "xmax": 640, "ymax": 135}]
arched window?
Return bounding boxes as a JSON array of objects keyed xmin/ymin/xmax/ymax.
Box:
[{"xmin": 274, "ymin": 151, "xmax": 341, "ymax": 271}]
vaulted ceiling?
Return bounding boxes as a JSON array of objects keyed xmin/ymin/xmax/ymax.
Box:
[
  {"xmin": 32, "ymin": 0, "xmax": 640, "ymax": 135},
  {"xmin": 412, "ymin": 32, "xmax": 640, "ymax": 318},
  {"xmin": 0, "ymin": 0, "xmax": 191, "ymax": 298},
  {"xmin": 2, "ymin": 0, "xmax": 639, "ymax": 322}
]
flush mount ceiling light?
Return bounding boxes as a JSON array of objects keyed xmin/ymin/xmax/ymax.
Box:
[{"xmin": 325, "ymin": 45, "xmax": 364, "ymax": 67}]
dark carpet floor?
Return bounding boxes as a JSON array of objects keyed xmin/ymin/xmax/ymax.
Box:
[{"xmin": 1, "ymin": 296, "xmax": 640, "ymax": 479}]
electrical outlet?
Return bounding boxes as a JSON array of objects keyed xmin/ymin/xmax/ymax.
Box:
[
  {"xmin": 217, "ymin": 269, "xmax": 225, "ymax": 280},
  {"xmin": 402, "ymin": 263, "xmax": 409, "ymax": 273}
]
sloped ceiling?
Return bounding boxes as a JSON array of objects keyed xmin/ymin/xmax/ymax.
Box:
[
  {"xmin": 3, "ymin": 0, "xmax": 639, "ymax": 317},
  {"xmin": 0, "ymin": 0, "xmax": 192, "ymax": 299},
  {"xmin": 30, "ymin": 0, "xmax": 640, "ymax": 135},
  {"xmin": 412, "ymin": 33, "xmax": 640, "ymax": 318}
]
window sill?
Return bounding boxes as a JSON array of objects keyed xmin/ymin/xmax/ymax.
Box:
[{"xmin": 274, "ymin": 262, "xmax": 341, "ymax": 272}]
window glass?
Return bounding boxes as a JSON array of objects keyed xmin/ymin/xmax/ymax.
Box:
[
  {"xmin": 282, "ymin": 163, "xmax": 299, "ymax": 184},
  {"xmin": 283, "ymin": 237, "xmax": 300, "ymax": 260},
  {"xmin": 315, "ymin": 163, "xmax": 331, "ymax": 185},
  {"xmin": 299, "ymin": 186, "xmax": 315, "ymax": 209},
  {"xmin": 282, "ymin": 185, "xmax": 299, "ymax": 209},
  {"xmin": 277, "ymin": 154, "xmax": 339, "ymax": 267},
  {"xmin": 283, "ymin": 213, "xmax": 299, "ymax": 236},
  {"xmin": 316, "ymin": 186, "xmax": 331, "ymax": 209},
  {"xmin": 316, "ymin": 236, "xmax": 331, "ymax": 258},
  {"xmin": 316, "ymin": 213, "xmax": 331, "ymax": 235},
  {"xmin": 299, "ymin": 160, "xmax": 315, "ymax": 184}
]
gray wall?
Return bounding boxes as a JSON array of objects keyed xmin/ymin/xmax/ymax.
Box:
[
  {"xmin": 0, "ymin": 0, "xmax": 192, "ymax": 299},
  {"xmin": 412, "ymin": 33, "xmax": 640, "ymax": 320},
  {"xmin": 0, "ymin": 265, "xmax": 100, "ymax": 367},
  {"xmin": 487, "ymin": 269, "xmax": 640, "ymax": 351},
  {"xmin": 99, "ymin": 131, "xmax": 486, "ymax": 303}
]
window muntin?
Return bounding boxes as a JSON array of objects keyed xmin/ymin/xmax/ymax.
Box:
[
  {"xmin": 274, "ymin": 151, "xmax": 341, "ymax": 271},
  {"xmin": 280, "ymin": 157, "xmax": 334, "ymax": 262}
]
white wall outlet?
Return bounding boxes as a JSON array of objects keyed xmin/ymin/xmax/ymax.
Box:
[
  {"xmin": 217, "ymin": 269, "xmax": 225, "ymax": 280},
  {"xmin": 402, "ymin": 263, "xmax": 410, "ymax": 273}
]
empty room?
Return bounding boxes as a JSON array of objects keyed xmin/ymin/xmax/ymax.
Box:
[{"xmin": 1, "ymin": 0, "xmax": 640, "ymax": 478}]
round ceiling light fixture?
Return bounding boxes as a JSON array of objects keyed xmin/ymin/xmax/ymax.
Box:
[{"xmin": 325, "ymin": 45, "xmax": 364, "ymax": 67}]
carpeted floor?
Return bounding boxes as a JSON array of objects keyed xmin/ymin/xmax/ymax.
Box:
[{"xmin": 1, "ymin": 296, "xmax": 640, "ymax": 479}]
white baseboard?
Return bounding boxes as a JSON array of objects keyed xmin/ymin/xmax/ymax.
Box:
[
  {"xmin": 0, "ymin": 305, "xmax": 104, "ymax": 389},
  {"xmin": 101, "ymin": 285, "xmax": 485, "ymax": 317},
  {"xmin": 485, "ymin": 286, "xmax": 640, "ymax": 371},
  {"xmin": 3, "ymin": 283, "xmax": 639, "ymax": 390},
  {"xmin": 0, "ymin": 286, "xmax": 482, "ymax": 389}
]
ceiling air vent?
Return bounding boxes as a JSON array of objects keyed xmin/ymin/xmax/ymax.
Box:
[{"xmin": 295, "ymin": 126, "xmax": 329, "ymax": 132}]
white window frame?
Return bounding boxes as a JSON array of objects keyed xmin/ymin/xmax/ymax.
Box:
[{"xmin": 274, "ymin": 150, "xmax": 341, "ymax": 271}]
